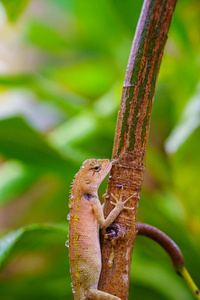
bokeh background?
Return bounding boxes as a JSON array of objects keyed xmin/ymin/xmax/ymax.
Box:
[{"xmin": 0, "ymin": 0, "xmax": 200, "ymax": 299}]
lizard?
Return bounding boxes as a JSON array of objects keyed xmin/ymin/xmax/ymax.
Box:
[{"xmin": 68, "ymin": 158, "xmax": 135, "ymax": 300}]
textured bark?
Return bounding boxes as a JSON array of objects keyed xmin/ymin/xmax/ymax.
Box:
[{"xmin": 98, "ymin": 0, "xmax": 177, "ymax": 299}]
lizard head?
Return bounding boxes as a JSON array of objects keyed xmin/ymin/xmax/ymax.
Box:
[{"xmin": 80, "ymin": 159, "xmax": 112, "ymax": 195}]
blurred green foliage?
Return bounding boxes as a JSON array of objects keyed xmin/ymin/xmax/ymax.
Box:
[{"xmin": 0, "ymin": 0, "xmax": 199, "ymax": 299}]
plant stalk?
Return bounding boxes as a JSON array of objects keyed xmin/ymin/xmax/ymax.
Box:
[{"xmin": 98, "ymin": 0, "xmax": 177, "ymax": 299}]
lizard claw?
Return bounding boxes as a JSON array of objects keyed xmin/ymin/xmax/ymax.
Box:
[
  {"xmin": 110, "ymin": 187, "xmax": 136, "ymax": 211},
  {"xmin": 123, "ymin": 206, "xmax": 135, "ymax": 210},
  {"xmin": 111, "ymin": 193, "xmax": 118, "ymax": 204},
  {"xmin": 123, "ymin": 192, "xmax": 137, "ymax": 204},
  {"xmin": 110, "ymin": 201, "xmax": 117, "ymax": 206}
]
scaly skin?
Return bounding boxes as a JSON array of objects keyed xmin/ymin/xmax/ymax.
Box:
[{"xmin": 68, "ymin": 159, "xmax": 134, "ymax": 300}]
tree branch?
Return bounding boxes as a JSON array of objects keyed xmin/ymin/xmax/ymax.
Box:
[
  {"xmin": 136, "ymin": 223, "xmax": 200, "ymax": 300},
  {"xmin": 98, "ymin": 0, "xmax": 177, "ymax": 299},
  {"xmin": 136, "ymin": 222, "xmax": 184, "ymax": 267}
]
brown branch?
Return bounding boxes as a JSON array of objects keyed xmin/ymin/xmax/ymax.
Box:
[
  {"xmin": 136, "ymin": 222, "xmax": 184, "ymax": 267},
  {"xmin": 98, "ymin": 0, "xmax": 177, "ymax": 299},
  {"xmin": 136, "ymin": 223, "xmax": 200, "ymax": 299}
]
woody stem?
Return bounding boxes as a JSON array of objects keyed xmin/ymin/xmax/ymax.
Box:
[{"xmin": 136, "ymin": 223, "xmax": 200, "ymax": 299}]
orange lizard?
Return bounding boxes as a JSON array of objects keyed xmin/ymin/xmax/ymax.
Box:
[{"xmin": 68, "ymin": 158, "xmax": 135, "ymax": 300}]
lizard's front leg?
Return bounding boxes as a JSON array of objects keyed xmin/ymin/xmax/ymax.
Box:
[
  {"xmin": 88, "ymin": 187, "xmax": 135, "ymax": 299},
  {"xmin": 91, "ymin": 186, "xmax": 135, "ymax": 229}
]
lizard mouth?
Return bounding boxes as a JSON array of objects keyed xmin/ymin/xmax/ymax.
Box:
[
  {"xmin": 100, "ymin": 161, "xmax": 112, "ymax": 181},
  {"xmin": 106, "ymin": 162, "xmax": 112, "ymax": 171}
]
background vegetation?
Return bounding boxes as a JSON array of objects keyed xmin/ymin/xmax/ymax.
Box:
[{"xmin": 0, "ymin": 0, "xmax": 199, "ymax": 299}]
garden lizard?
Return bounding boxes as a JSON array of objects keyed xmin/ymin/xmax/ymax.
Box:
[{"xmin": 68, "ymin": 158, "xmax": 135, "ymax": 300}]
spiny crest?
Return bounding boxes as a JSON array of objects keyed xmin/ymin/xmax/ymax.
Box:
[
  {"xmin": 69, "ymin": 171, "xmax": 80, "ymax": 208},
  {"xmin": 69, "ymin": 159, "xmax": 94, "ymax": 208},
  {"xmin": 69, "ymin": 159, "xmax": 100, "ymax": 208}
]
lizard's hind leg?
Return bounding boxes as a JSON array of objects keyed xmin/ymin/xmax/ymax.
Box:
[{"xmin": 87, "ymin": 289, "xmax": 121, "ymax": 300}]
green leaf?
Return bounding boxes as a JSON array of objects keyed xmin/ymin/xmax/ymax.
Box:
[
  {"xmin": 0, "ymin": 224, "xmax": 67, "ymax": 270},
  {"xmin": 131, "ymin": 251, "xmax": 193, "ymax": 300},
  {"xmin": 0, "ymin": 160, "xmax": 39, "ymax": 206},
  {"xmin": 0, "ymin": 116, "xmax": 72, "ymax": 172},
  {"xmin": 165, "ymin": 85, "xmax": 200, "ymax": 154},
  {"xmin": 27, "ymin": 20, "xmax": 69, "ymax": 51},
  {"xmin": 48, "ymin": 58, "xmax": 119, "ymax": 99},
  {"xmin": 32, "ymin": 75, "xmax": 88, "ymax": 115},
  {"xmin": 48, "ymin": 110, "xmax": 97, "ymax": 148},
  {"xmin": 1, "ymin": 0, "xmax": 31, "ymax": 22},
  {"xmin": 146, "ymin": 144, "xmax": 171, "ymax": 186},
  {"xmin": 0, "ymin": 74, "xmax": 87, "ymax": 115},
  {"xmin": 0, "ymin": 74, "xmax": 32, "ymax": 86}
]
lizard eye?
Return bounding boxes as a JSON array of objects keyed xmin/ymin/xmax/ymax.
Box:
[
  {"xmin": 86, "ymin": 180, "xmax": 90, "ymax": 184},
  {"xmin": 93, "ymin": 165, "xmax": 101, "ymax": 172}
]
